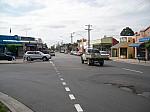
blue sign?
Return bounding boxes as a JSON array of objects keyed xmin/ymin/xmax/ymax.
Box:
[
  {"xmin": 139, "ymin": 37, "xmax": 150, "ymax": 42},
  {"xmin": 0, "ymin": 35, "xmax": 21, "ymax": 40}
]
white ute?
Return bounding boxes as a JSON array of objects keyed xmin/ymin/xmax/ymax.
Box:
[{"xmin": 81, "ymin": 48, "xmax": 105, "ymax": 66}]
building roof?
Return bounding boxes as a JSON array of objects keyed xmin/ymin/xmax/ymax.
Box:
[{"xmin": 140, "ymin": 26, "xmax": 150, "ymax": 32}]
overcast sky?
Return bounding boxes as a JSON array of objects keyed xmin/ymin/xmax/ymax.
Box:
[{"xmin": 0, "ymin": 0, "xmax": 150, "ymax": 46}]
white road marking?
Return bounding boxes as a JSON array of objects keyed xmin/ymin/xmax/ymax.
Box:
[
  {"xmin": 122, "ymin": 68, "xmax": 143, "ymax": 74},
  {"xmin": 65, "ymin": 87, "xmax": 70, "ymax": 92},
  {"xmin": 74, "ymin": 104, "xmax": 83, "ymax": 112},
  {"xmin": 62, "ymin": 82, "xmax": 67, "ymax": 86},
  {"xmin": 69, "ymin": 94, "xmax": 75, "ymax": 100},
  {"xmin": 57, "ymin": 72, "xmax": 60, "ymax": 74},
  {"xmin": 60, "ymin": 78, "xmax": 64, "ymax": 81}
]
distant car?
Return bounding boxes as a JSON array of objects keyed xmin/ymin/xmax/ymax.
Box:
[
  {"xmin": 76, "ymin": 51, "xmax": 83, "ymax": 56},
  {"xmin": 99, "ymin": 51, "xmax": 110, "ymax": 60},
  {"xmin": 0, "ymin": 53, "xmax": 15, "ymax": 61},
  {"xmin": 23, "ymin": 51, "xmax": 51, "ymax": 61},
  {"xmin": 70, "ymin": 51, "xmax": 77, "ymax": 55},
  {"xmin": 50, "ymin": 51, "xmax": 55, "ymax": 56}
]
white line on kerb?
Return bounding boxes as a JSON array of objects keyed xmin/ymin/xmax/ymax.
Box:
[
  {"xmin": 69, "ymin": 94, "xmax": 75, "ymax": 100},
  {"xmin": 65, "ymin": 87, "xmax": 70, "ymax": 92},
  {"xmin": 62, "ymin": 82, "xmax": 67, "ymax": 86},
  {"xmin": 60, "ymin": 78, "xmax": 64, "ymax": 81},
  {"xmin": 74, "ymin": 104, "xmax": 83, "ymax": 112},
  {"xmin": 122, "ymin": 68, "xmax": 143, "ymax": 74}
]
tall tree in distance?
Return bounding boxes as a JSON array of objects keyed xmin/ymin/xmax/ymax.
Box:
[{"xmin": 120, "ymin": 27, "xmax": 134, "ymax": 36}]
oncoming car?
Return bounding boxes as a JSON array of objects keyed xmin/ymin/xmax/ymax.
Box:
[{"xmin": 23, "ymin": 51, "xmax": 51, "ymax": 61}]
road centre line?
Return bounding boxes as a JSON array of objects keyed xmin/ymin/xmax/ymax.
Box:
[
  {"xmin": 62, "ymin": 82, "xmax": 67, "ymax": 86},
  {"xmin": 74, "ymin": 104, "xmax": 83, "ymax": 112},
  {"xmin": 69, "ymin": 94, "xmax": 75, "ymax": 100},
  {"xmin": 122, "ymin": 68, "xmax": 143, "ymax": 74},
  {"xmin": 65, "ymin": 87, "xmax": 70, "ymax": 92},
  {"xmin": 60, "ymin": 78, "xmax": 64, "ymax": 81}
]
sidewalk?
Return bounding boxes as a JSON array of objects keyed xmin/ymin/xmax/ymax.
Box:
[
  {"xmin": 0, "ymin": 59, "xmax": 24, "ymax": 64},
  {"xmin": 110, "ymin": 57, "xmax": 150, "ymax": 66}
]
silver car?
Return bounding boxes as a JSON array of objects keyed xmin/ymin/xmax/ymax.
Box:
[{"xmin": 23, "ymin": 51, "xmax": 51, "ymax": 61}]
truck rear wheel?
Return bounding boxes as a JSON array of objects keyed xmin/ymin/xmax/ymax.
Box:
[
  {"xmin": 87, "ymin": 59, "xmax": 93, "ymax": 66},
  {"xmin": 99, "ymin": 60, "xmax": 104, "ymax": 66},
  {"xmin": 81, "ymin": 57, "xmax": 84, "ymax": 64}
]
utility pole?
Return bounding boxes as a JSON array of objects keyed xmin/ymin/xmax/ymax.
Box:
[
  {"xmin": 85, "ymin": 25, "xmax": 92, "ymax": 48},
  {"xmin": 70, "ymin": 32, "xmax": 75, "ymax": 44}
]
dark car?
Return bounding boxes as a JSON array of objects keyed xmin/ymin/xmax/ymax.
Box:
[
  {"xmin": 0, "ymin": 53, "xmax": 15, "ymax": 61},
  {"xmin": 50, "ymin": 51, "xmax": 55, "ymax": 56}
]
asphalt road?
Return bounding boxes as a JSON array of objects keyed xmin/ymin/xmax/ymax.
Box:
[{"xmin": 0, "ymin": 53, "xmax": 150, "ymax": 112}]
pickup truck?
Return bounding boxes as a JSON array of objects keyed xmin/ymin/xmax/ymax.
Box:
[{"xmin": 81, "ymin": 48, "xmax": 105, "ymax": 66}]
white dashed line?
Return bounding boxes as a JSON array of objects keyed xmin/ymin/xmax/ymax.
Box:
[
  {"xmin": 60, "ymin": 78, "xmax": 64, "ymax": 81},
  {"xmin": 69, "ymin": 94, "xmax": 75, "ymax": 100},
  {"xmin": 122, "ymin": 68, "xmax": 143, "ymax": 74},
  {"xmin": 62, "ymin": 82, "xmax": 67, "ymax": 86},
  {"xmin": 74, "ymin": 104, "xmax": 83, "ymax": 112},
  {"xmin": 65, "ymin": 87, "xmax": 70, "ymax": 92}
]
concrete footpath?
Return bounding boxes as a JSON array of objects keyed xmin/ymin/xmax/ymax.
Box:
[
  {"xmin": 0, "ymin": 59, "xmax": 24, "ymax": 64},
  {"xmin": 0, "ymin": 92, "xmax": 34, "ymax": 112},
  {"xmin": 110, "ymin": 57, "xmax": 150, "ymax": 66}
]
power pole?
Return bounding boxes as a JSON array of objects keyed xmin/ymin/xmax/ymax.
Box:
[
  {"xmin": 70, "ymin": 32, "xmax": 75, "ymax": 44},
  {"xmin": 85, "ymin": 25, "xmax": 92, "ymax": 48}
]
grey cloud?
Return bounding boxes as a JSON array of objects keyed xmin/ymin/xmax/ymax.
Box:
[
  {"xmin": 0, "ymin": 1, "xmax": 45, "ymax": 16},
  {"xmin": 44, "ymin": 25, "xmax": 67, "ymax": 29},
  {"xmin": 61, "ymin": 20, "xmax": 79, "ymax": 24}
]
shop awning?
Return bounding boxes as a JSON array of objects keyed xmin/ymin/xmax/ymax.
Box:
[
  {"xmin": 111, "ymin": 42, "xmax": 128, "ymax": 49},
  {"xmin": 128, "ymin": 43, "xmax": 143, "ymax": 47},
  {"xmin": 139, "ymin": 37, "xmax": 150, "ymax": 42}
]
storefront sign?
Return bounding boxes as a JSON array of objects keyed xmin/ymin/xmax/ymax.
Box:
[{"xmin": 139, "ymin": 37, "xmax": 150, "ymax": 42}]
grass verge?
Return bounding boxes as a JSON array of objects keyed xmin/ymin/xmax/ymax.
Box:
[{"xmin": 0, "ymin": 101, "xmax": 10, "ymax": 112}]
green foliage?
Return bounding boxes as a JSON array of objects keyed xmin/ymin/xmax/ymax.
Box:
[
  {"xmin": 120, "ymin": 27, "xmax": 134, "ymax": 36},
  {"xmin": 6, "ymin": 45, "xmax": 17, "ymax": 53},
  {"xmin": 145, "ymin": 40, "xmax": 150, "ymax": 51},
  {"xmin": 0, "ymin": 101, "xmax": 10, "ymax": 112}
]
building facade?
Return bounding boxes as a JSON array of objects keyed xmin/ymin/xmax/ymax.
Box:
[{"xmin": 0, "ymin": 35, "xmax": 44, "ymax": 57}]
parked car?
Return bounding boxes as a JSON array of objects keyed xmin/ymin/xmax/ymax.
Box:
[
  {"xmin": 76, "ymin": 51, "xmax": 83, "ymax": 56},
  {"xmin": 99, "ymin": 51, "xmax": 110, "ymax": 60},
  {"xmin": 0, "ymin": 53, "xmax": 15, "ymax": 61},
  {"xmin": 50, "ymin": 51, "xmax": 55, "ymax": 56},
  {"xmin": 23, "ymin": 51, "xmax": 51, "ymax": 61},
  {"xmin": 70, "ymin": 51, "xmax": 76, "ymax": 55}
]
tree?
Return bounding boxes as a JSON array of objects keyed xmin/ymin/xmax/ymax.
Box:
[
  {"xmin": 145, "ymin": 40, "xmax": 150, "ymax": 51},
  {"xmin": 120, "ymin": 27, "xmax": 134, "ymax": 36}
]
